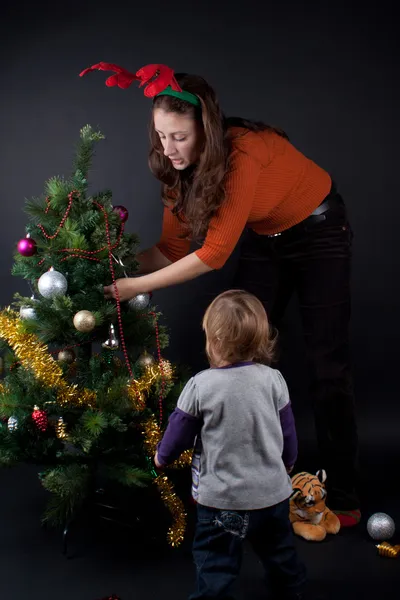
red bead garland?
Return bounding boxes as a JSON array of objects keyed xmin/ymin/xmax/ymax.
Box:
[
  {"xmin": 38, "ymin": 191, "xmax": 79, "ymax": 240},
  {"xmin": 34, "ymin": 193, "xmax": 166, "ymax": 418}
]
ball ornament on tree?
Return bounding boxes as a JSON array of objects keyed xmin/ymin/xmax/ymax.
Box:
[
  {"xmin": 20, "ymin": 295, "xmax": 38, "ymax": 320},
  {"xmin": 17, "ymin": 234, "xmax": 37, "ymax": 257},
  {"xmin": 73, "ymin": 310, "xmax": 96, "ymax": 333},
  {"xmin": 57, "ymin": 349, "xmax": 76, "ymax": 364},
  {"xmin": 137, "ymin": 351, "xmax": 156, "ymax": 369},
  {"xmin": 38, "ymin": 267, "xmax": 68, "ymax": 299},
  {"xmin": 128, "ymin": 292, "xmax": 151, "ymax": 311},
  {"xmin": 112, "ymin": 205, "xmax": 129, "ymax": 223}
]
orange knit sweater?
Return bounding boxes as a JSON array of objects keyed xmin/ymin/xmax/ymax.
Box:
[{"xmin": 156, "ymin": 127, "xmax": 331, "ymax": 270}]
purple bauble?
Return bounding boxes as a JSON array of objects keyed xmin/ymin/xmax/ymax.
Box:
[
  {"xmin": 112, "ymin": 205, "xmax": 129, "ymax": 223},
  {"xmin": 17, "ymin": 236, "xmax": 37, "ymax": 257}
]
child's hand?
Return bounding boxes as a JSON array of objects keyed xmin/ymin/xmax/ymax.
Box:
[{"xmin": 154, "ymin": 451, "xmax": 163, "ymax": 469}]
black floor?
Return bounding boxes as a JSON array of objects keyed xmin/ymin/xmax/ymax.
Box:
[{"xmin": 1, "ymin": 415, "xmax": 399, "ymax": 600}]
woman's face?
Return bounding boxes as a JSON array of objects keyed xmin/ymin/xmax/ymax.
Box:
[{"xmin": 153, "ymin": 108, "xmax": 204, "ymax": 170}]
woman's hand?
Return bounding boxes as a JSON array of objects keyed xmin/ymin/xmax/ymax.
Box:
[{"xmin": 104, "ymin": 277, "xmax": 143, "ymax": 302}]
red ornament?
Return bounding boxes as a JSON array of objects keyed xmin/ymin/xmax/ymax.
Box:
[
  {"xmin": 112, "ymin": 205, "xmax": 129, "ymax": 223},
  {"xmin": 17, "ymin": 235, "xmax": 37, "ymax": 257},
  {"xmin": 32, "ymin": 405, "xmax": 48, "ymax": 432}
]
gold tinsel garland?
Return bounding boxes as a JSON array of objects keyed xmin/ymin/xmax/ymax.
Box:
[
  {"xmin": 142, "ymin": 415, "xmax": 192, "ymax": 468},
  {"xmin": 155, "ymin": 475, "xmax": 187, "ymax": 547},
  {"xmin": 0, "ymin": 310, "xmax": 95, "ymax": 407},
  {"xmin": 0, "ymin": 309, "xmax": 190, "ymax": 546}
]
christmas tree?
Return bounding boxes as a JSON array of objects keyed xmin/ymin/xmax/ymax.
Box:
[{"xmin": 0, "ymin": 125, "xmax": 191, "ymax": 547}]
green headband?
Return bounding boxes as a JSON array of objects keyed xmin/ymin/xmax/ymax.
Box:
[{"xmin": 156, "ymin": 86, "xmax": 200, "ymax": 107}]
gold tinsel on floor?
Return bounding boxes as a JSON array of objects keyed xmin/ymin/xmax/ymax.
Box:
[
  {"xmin": 376, "ymin": 542, "xmax": 400, "ymax": 558},
  {"xmin": 0, "ymin": 309, "xmax": 189, "ymax": 546}
]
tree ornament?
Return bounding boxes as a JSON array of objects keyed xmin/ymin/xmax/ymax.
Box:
[
  {"xmin": 102, "ymin": 324, "xmax": 119, "ymax": 350},
  {"xmin": 56, "ymin": 416, "xmax": 67, "ymax": 439},
  {"xmin": 137, "ymin": 350, "xmax": 155, "ymax": 369},
  {"xmin": 17, "ymin": 233, "xmax": 37, "ymax": 257},
  {"xmin": 73, "ymin": 310, "xmax": 96, "ymax": 332},
  {"xmin": 367, "ymin": 512, "xmax": 396, "ymax": 541},
  {"xmin": 19, "ymin": 295, "xmax": 38, "ymax": 320},
  {"xmin": 112, "ymin": 205, "xmax": 129, "ymax": 223},
  {"xmin": 38, "ymin": 267, "xmax": 68, "ymax": 299},
  {"xmin": 7, "ymin": 416, "xmax": 18, "ymax": 432},
  {"xmin": 57, "ymin": 349, "xmax": 76, "ymax": 364},
  {"xmin": 32, "ymin": 405, "xmax": 48, "ymax": 432},
  {"xmin": 159, "ymin": 358, "xmax": 173, "ymax": 380},
  {"xmin": 128, "ymin": 292, "xmax": 151, "ymax": 311},
  {"xmin": 376, "ymin": 541, "xmax": 400, "ymax": 558}
]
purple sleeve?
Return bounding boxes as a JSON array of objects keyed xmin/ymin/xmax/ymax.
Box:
[
  {"xmin": 279, "ymin": 402, "xmax": 298, "ymax": 467},
  {"xmin": 156, "ymin": 407, "xmax": 202, "ymax": 466}
]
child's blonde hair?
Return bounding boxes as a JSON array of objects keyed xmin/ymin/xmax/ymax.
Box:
[{"xmin": 202, "ymin": 289, "xmax": 276, "ymax": 366}]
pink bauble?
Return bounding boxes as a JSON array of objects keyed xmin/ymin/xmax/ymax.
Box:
[
  {"xmin": 112, "ymin": 205, "xmax": 129, "ymax": 223},
  {"xmin": 17, "ymin": 236, "xmax": 37, "ymax": 257}
]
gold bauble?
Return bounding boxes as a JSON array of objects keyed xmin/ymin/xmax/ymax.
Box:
[
  {"xmin": 57, "ymin": 349, "xmax": 75, "ymax": 364},
  {"xmin": 73, "ymin": 310, "xmax": 96, "ymax": 333}
]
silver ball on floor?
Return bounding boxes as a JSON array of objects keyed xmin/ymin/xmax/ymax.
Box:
[{"xmin": 367, "ymin": 512, "xmax": 395, "ymax": 541}]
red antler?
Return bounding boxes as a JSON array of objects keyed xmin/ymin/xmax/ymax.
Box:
[
  {"xmin": 135, "ymin": 64, "xmax": 182, "ymax": 97},
  {"xmin": 79, "ymin": 62, "xmax": 139, "ymax": 89}
]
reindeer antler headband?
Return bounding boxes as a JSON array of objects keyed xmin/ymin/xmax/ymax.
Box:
[{"xmin": 79, "ymin": 62, "xmax": 201, "ymax": 107}]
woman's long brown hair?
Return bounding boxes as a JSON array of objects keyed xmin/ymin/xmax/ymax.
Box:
[{"xmin": 148, "ymin": 73, "xmax": 288, "ymax": 241}]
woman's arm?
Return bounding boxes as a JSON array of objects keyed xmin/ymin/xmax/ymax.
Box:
[
  {"xmin": 104, "ymin": 252, "xmax": 213, "ymax": 301},
  {"xmin": 135, "ymin": 245, "xmax": 172, "ymax": 274}
]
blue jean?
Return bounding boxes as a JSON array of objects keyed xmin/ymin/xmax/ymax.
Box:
[{"xmin": 190, "ymin": 499, "xmax": 306, "ymax": 600}]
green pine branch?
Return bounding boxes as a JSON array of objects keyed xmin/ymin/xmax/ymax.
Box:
[{"xmin": 40, "ymin": 463, "xmax": 91, "ymax": 525}]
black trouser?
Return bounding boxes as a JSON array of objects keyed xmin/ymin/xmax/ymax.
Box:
[
  {"xmin": 233, "ymin": 185, "xmax": 359, "ymax": 510},
  {"xmin": 190, "ymin": 500, "xmax": 306, "ymax": 600}
]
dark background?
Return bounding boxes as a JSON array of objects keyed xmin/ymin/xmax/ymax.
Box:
[{"xmin": 1, "ymin": 1, "xmax": 399, "ymax": 598}]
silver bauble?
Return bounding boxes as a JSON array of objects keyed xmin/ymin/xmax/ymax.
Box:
[
  {"xmin": 20, "ymin": 295, "xmax": 38, "ymax": 320},
  {"xmin": 128, "ymin": 293, "xmax": 151, "ymax": 311},
  {"xmin": 38, "ymin": 268, "xmax": 68, "ymax": 299},
  {"xmin": 367, "ymin": 512, "xmax": 395, "ymax": 541},
  {"xmin": 20, "ymin": 306, "xmax": 37, "ymax": 320},
  {"xmin": 7, "ymin": 416, "xmax": 18, "ymax": 432}
]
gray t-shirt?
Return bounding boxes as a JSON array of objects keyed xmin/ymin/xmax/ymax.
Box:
[{"xmin": 177, "ymin": 362, "xmax": 293, "ymax": 510}]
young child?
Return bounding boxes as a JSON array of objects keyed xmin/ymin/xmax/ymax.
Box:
[{"xmin": 155, "ymin": 290, "xmax": 306, "ymax": 600}]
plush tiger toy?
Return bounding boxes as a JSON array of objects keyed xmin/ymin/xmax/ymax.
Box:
[{"xmin": 289, "ymin": 470, "xmax": 340, "ymax": 541}]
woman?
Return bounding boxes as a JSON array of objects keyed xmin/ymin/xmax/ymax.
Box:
[{"xmin": 85, "ymin": 64, "xmax": 359, "ymax": 525}]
